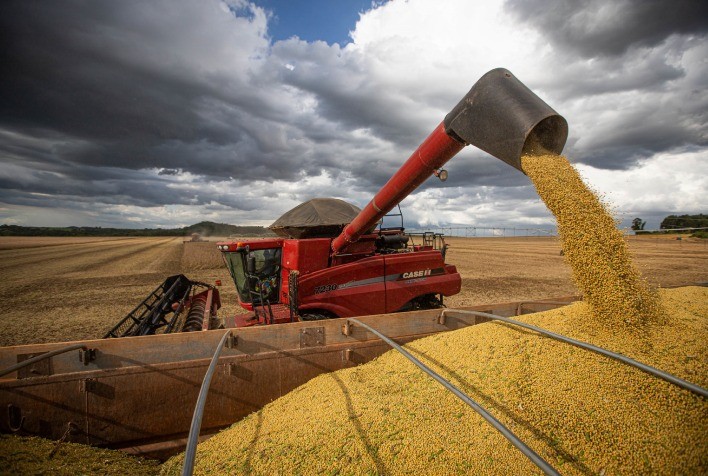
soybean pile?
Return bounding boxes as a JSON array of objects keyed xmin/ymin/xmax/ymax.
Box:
[
  {"xmin": 520, "ymin": 153, "xmax": 663, "ymax": 332},
  {"xmin": 0, "ymin": 434, "xmax": 160, "ymax": 475},
  {"xmin": 160, "ymin": 153, "xmax": 705, "ymax": 474},
  {"xmin": 162, "ymin": 287, "xmax": 707, "ymax": 475}
]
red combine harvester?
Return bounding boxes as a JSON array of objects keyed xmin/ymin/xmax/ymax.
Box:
[{"xmin": 217, "ymin": 68, "xmax": 567, "ymax": 327}]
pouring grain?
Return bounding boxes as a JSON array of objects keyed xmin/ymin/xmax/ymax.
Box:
[{"xmin": 520, "ymin": 153, "xmax": 664, "ymax": 333}]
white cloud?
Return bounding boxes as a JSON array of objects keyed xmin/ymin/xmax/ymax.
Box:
[
  {"xmin": 1, "ymin": 0, "xmax": 705, "ymax": 229},
  {"xmin": 575, "ymin": 149, "xmax": 708, "ymax": 228}
]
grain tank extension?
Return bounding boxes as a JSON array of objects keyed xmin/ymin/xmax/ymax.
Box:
[{"xmin": 217, "ymin": 68, "xmax": 567, "ymax": 326}]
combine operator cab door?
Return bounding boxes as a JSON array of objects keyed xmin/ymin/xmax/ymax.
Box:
[{"xmin": 223, "ymin": 247, "xmax": 282, "ymax": 305}]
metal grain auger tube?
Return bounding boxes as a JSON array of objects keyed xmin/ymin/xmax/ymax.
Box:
[{"xmin": 331, "ymin": 67, "xmax": 568, "ymax": 254}]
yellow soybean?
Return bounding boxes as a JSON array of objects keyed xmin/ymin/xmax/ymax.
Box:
[
  {"xmin": 0, "ymin": 434, "xmax": 160, "ymax": 475},
  {"xmin": 162, "ymin": 288, "xmax": 707, "ymax": 475},
  {"xmin": 520, "ymin": 153, "xmax": 664, "ymax": 333}
]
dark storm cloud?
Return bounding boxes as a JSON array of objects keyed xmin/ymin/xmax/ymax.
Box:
[
  {"xmin": 0, "ymin": 0, "xmax": 705, "ymax": 228},
  {"xmin": 2, "ymin": 5, "xmax": 218, "ymax": 145},
  {"xmin": 0, "ymin": 0, "xmax": 555, "ymax": 225},
  {"xmin": 0, "ymin": 0, "xmax": 310, "ymax": 186},
  {"xmin": 502, "ymin": 0, "xmax": 708, "ymax": 170},
  {"xmin": 158, "ymin": 168, "xmax": 181, "ymax": 176},
  {"xmin": 505, "ymin": 0, "xmax": 708, "ymax": 58},
  {"xmin": 0, "ymin": 0, "xmax": 398, "ymax": 205},
  {"xmin": 0, "ymin": 167, "xmax": 258, "ymax": 212}
]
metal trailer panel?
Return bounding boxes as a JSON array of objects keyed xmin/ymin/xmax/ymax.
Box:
[{"xmin": 0, "ymin": 297, "xmax": 578, "ymax": 459}]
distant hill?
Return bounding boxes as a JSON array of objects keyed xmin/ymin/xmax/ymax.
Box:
[
  {"xmin": 183, "ymin": 221, "xmax": 276, "ymax": 237},
  {"xmin": 0, "ymin": 221, "xmax": 276, "ymax": 237}
]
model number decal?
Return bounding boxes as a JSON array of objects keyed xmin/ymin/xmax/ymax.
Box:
[
  {"xmin": 314, "ymin": 283, "xmax": 339, "ymax": 294},
  {"xmin": 401, "ymin": 269, "xmax": 432, "ymax": 279}
]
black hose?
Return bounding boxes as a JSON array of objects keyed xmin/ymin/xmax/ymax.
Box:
[
  {"xmin": 182, "ymin": 330, "xmax": 231, "ymax": 476},
  {"xmin": 348, "ymin": 317, "xmax": 561, "ymax": 476},
  {"xmin": 0, "ymin": 344, "xmax": 86, "ymax": 378},
  {"xmin": 442, "ymin": 309, "xmax": 708, "ymax": 399}
]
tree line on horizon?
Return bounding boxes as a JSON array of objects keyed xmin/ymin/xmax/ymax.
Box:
[
  {"xmin": 632, "ymin": 214, "xmax": 707, "ymax": 237},
  {"xmin": 0, "ymin": 221, "xmax": 276, "ymax": 237},
  {"xmin": 3, "ymin": 215, "xmax": 705, "ymax": 238}
]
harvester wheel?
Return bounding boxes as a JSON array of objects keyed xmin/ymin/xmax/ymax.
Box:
[
  {"xmin": 399, "ymin": 294, "xmax": 444, "ymax": 312},
  {"xmin": 299, "ymin": 313, "xmax": 331, "ymax": 321}
]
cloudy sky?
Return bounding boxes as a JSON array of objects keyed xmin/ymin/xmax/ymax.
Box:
[{"xmin": 1, "ymin": 0, "xmax": 706, "ymax": 231}]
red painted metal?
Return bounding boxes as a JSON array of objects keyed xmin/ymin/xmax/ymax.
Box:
[
  {"xmin": 201, "ymin": 289, "xmax": 213, "ymax": 331},
  {"xmin": 331, "ymin": 123, "xmax": 465, "ymax": 254},
  {"xmin": 220, "ymin": 238, "xmax": 284, "ymax": 252},
  {"xmin": 230, "ymin": 304, "xmax": 292, "ymax": 327},
  {"xmin": 282, "ymin": 238, "xmax": 330, "ymax": 275},
  {"xmin": 215, "ymin": 124, "xmax": 467, "ymax": 325}
]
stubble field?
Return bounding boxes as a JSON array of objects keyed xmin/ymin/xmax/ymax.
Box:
[{"xmin": 0, "ymin": 235, "xmax": 705, "ymax": 347}]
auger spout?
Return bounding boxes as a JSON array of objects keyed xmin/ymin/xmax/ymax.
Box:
[{"xmin": 331, "ymin": 68, "xmax": 568, "ymax": 255}]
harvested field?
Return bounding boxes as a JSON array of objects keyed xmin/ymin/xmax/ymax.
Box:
[
  {"xmin": 0, "ymin": 236, "xmax": 134, "ymax": 251},
  {"xmin": 443, "ymin": 235, "xmax": 706, "ymax": 308},
  {"xmin": 0, "ymin": 235, "xmax": 705, "ymax": 346},
  {"xmin": 0, "ymin": 237, "xmax": 237, "ymax": 346}
]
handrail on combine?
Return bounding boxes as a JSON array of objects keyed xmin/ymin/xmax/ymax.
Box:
[
  {"xmin": 439, "ymin": 309, "xmax": 708, "ymax": 399},
  {"xmin": 0, "ymin": 343, "xmax": 89, "ymax": 379},
  {"xmin": 182, "ymin": 330, "xmax": 232, "ymax": 476},
  {"xmin": 344, "ymin": 317, "xmax": 561, "ymax": 476}
]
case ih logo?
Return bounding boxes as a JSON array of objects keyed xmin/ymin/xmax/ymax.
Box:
[
  {"xmin": 401, "ymin": 269, "xmax": 432, "ymax": 279},
  {"xmin": 398, "ymin": 267, "xmax": 445, "ymax": 281}
]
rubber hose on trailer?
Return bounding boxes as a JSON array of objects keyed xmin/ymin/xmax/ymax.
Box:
[{"xmin": 181, "ymin": 295, "xmax": 207, "ymax": 332}]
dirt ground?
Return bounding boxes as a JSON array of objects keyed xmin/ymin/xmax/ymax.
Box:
[
  {"xmin": 0, "ymin": 235, "xmax": 705, "ymax": 347},
  {"xmin": 444, "ymin": 235, "xmax": 707, "ymax": 308}
]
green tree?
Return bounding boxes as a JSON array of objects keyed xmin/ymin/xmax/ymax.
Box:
[
  {"xmin": 660, "ymin": 214, "xmax": 708, "ymax": 230},
  {"xmin": 631, "ymin": 218, "xmax": 646, "ymax": 231}
]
